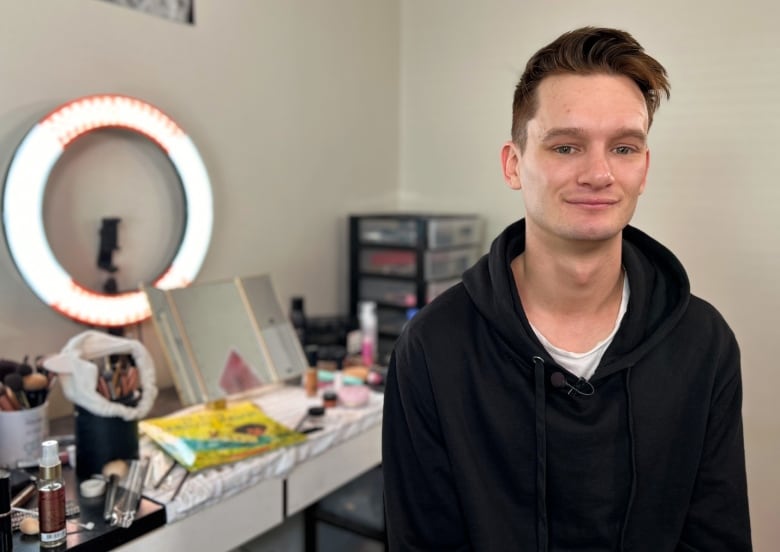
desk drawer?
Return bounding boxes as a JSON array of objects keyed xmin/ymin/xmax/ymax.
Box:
[
  {"xmin": 357, "ymin": 218, "xmax": 418, "ymax": 246},
  {"xmin": 359, "ymin": 278, "xmax": 417, "ymax": 307},
  {"xmin": 286, "ymin": 425, "xmax": 382, "ymax": 516},
  {"xmin": 427, "ymin": 217, "xmax": 482, "ymax": 249},
  {"xmin": 359, "ymin": 247, "xmax": 479, "ymax": 280},
  {"xmin": 377, "ymin": 308, "xmax": 409, "ymax": 335},
  {"xmin": 359, "ymin": 277, "xmax": 461, "ymax": 308},
  {"xmin": 356, "ymin": 216, "xmax": 482, "ymax": 250}
]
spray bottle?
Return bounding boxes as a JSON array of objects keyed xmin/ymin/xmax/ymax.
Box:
[
  {"xmin": 38, "ymin": 440, "xmax": 66, "ymax": 548},
  {"xmin": 359, "ymin": 301, "xmax": 378, "ymax": 368}
]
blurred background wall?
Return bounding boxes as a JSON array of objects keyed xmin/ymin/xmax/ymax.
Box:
[{"xmin": 0, "ymin": 1, "xmax": 776, "ymax": 547}]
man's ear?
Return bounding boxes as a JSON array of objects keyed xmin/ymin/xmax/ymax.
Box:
[{"xmin": 501, "ymin": 141, "xmax": 522, "ymax": 190}]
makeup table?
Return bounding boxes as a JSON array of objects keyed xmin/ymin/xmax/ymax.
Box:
[
  {"xmin": 9, "ymin": 384, "xmax": 383, "ymax": 551},
  {"xmin": 116, "ymin": 384, "xmax": 383, "ymax": 552}
]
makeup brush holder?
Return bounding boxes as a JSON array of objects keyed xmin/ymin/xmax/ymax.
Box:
[
  {"xmin": 0, "ymin": 401, "xmax": 49, "ymax": 468},
  {"xmin": 74, "ymin": 405, "xmax": 138, "ymax": 480}
]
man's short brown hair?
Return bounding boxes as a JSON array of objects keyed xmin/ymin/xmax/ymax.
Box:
[{"xmin": 511, "ymin": 27, "xmax": 671, "ymax": 149}]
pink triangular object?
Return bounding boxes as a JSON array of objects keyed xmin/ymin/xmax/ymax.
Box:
[{"xmin": 218, "ymin": 349, "xmax": 262, "ymax": 394}]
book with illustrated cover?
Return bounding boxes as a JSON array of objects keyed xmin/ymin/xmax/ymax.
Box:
[{"xmin": 140, "ymin": 401, "xmax": 305, "ymax": 471}]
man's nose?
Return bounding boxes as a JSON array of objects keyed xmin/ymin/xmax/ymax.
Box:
[{"xmin": 577, "ymin": 152, "xmax": 614, "ymax": 188}]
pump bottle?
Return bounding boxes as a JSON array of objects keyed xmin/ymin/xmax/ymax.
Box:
[
  {"xmin": 38, "ymin": 440, "xmax": 66, "ymax": 548},
  {"xmin": 359, "ymin": 301, "xmax": 378, "ymax": 367}
]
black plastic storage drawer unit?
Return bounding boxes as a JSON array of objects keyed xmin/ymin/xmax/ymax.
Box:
[{"xmin": 349, "ymin": 213, "xmax": 483, "ymax": 364}]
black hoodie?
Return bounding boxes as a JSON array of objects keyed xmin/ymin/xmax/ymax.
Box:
[{"xmin": 383, "ymin": 219, "xmax": 751, "ymax": 551}]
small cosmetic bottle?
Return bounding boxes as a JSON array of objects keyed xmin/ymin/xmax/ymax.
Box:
[
  {"xmin": 303, "ymin": 345, "xmax": 319, "ymax": 398},
  {"xmin": 0, "ymin": 469, "xmax": 12, "ymax": 552},
  {"xmin": 323, "ymin": 390, "xmax": 338, "ymax": 408},
  {"xmin": 359, "ymin": 301, "xmax": 377, "ymax": 368},
  {"xmin": 38, "ymin": 440, "xmax": 66, "ymax": 548}
]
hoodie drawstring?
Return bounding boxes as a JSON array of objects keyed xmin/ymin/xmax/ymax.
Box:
[
  {"xmin": 532, "ymin": 357, "xmax": 635, "ymax": 550},
  {"xmin": 532, "ymin": 356, "xmax": 549, "ymax": 552},
  {"xmin": 620, "ymin": 366, "xmax": 636, "ymax": 550}
]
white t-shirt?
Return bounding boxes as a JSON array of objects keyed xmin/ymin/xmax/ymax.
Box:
[{"xmin": 530, "ymin": 273, "xmax": 629, "ymax": 381}]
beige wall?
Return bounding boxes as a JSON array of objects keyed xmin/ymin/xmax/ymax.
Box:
[
  {"xmin": 0, "ymin": 0, "xmax": 400, "ymax": 411},
  {"xmin": 400, "ymin": 0, "xmax": 780, "ymax": 548}
]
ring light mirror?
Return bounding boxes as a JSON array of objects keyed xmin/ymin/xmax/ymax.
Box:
[
  {"xmin": 2, "ymin": 94, "xmax": 213, "ymax": 327},
  {"xmin": 46, "ymin": 128, "xmax": 185, "ymax": 292}
]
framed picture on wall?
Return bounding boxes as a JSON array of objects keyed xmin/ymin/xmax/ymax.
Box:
[{"xmin": 98, "ymin": 0, "xmax": 194, "ymax": 25}]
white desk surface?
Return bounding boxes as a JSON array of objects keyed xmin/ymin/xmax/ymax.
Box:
[{"xmin": 116, "ymin": 385, "xmax": 383, "ymax": 552}]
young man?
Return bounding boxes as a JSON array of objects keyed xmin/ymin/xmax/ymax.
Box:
[{"xmin": 382, "ymin": 27, "xmax": 751, "ymax": 551}]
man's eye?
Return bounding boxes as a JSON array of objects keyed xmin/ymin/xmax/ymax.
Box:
[
  {"xmin": 614, "ymin": 146, "xmax": 635, "ymax": 155},
  {"xmin": 553, "ymin": 145, "xmax": 575, "ymax": 154}
]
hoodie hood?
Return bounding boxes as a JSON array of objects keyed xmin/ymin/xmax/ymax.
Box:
[{"xmin": 462, "ymin": 218, "xmax": 691, "ymax": 380}]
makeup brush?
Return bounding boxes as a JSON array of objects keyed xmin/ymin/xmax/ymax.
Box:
[
  {"xmin": 34, "ymin": 355, "xmax": 56, "ymax": 388},
  {"xmin": 17, "ymin": 357, "xmax": 32, "ymax": 378},
  {"xmin": 22, "ymin": 372, "xmax": 49, "ymax": 407},
  {"xmin": 0, "ymin": 360, "xmax": 17, "ymax": 381},
  {"xmin": 102, "ymin": 371, "xmax": 116, "ymax": 401},
  {"xmin": 4, "ymin": 374, "xmax": 29, "ymax": 409},
  {"xmin": 0, "ymin": 383, "xmax": 19, "ymax": 411},
  {"xmin": 0, "ymin": 383, "xmax": 16, "ymax": 411},
  {"xmin": 34, "ymin": 355, "xmax": 47, "ymax": 374}
]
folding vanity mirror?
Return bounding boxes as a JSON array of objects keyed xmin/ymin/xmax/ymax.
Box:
[{"xmin": 143, "ymin": 274, "xmax": 307, "ymax": 405}]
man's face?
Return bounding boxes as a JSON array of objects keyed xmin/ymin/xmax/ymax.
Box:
[
  {"xmin": 243, "ymin": 426, "xmax": 266, "ymax": 437},
  {"xmin": 503, "ymin": 73, "xmax": 650, "ymax": 245}
]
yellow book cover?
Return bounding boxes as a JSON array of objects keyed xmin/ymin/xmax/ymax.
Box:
[{"xmin": 140, "ymin": 401, "xmax": 305, "ymax": 471}]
